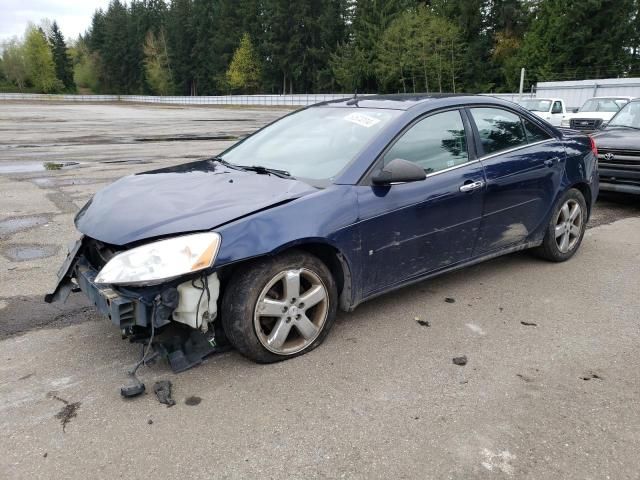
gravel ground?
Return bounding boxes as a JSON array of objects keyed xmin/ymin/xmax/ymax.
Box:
[{"xmin": 0, "ymin": 102, "xmax": 639, "ymax": 479}]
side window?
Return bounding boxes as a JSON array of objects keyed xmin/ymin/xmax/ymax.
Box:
[
  {"xmin": 551, "ymin": 101, "xmax": 563, "ymax": 114},
  {"xmin": 523, "ymin": 119, "xmax": 552, "ymax": 143},
  {"xmin": 383, "ymin": 110, "xmax": 468, "ymax": 174},
  {"xmin": 469, "ymin": 107, "xmax": 527, "ymax": 155}
]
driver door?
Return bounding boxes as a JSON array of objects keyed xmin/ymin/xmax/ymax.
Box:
[{"xmin": 356, "ymin": 109, "xmax": 486, "ymax": 297}]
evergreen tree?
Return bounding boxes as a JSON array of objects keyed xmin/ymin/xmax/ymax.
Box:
[
  {"xmin": 166, "ymin": 0, "xmax": 196, "ymax": 95},
  {"xmin": 519, "ymin": 0, "xmax": 635, "ymax": 84},
  {"xmin": 226, "ymin": 33, "xmax": 262, "ymax": 92},
  {"xmin": 48, "ymin": 21, "xmax": 76, "ymax": 92}
]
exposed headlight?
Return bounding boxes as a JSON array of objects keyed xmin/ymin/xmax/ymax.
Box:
[
  {"xmin": 561, "ymin": 119, "xmax": 571, "ymax": 127},
  {"xmin": 95, "ymin": 232, "xmax": 221, "ymax": 286}
]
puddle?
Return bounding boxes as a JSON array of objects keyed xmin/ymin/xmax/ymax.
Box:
[
  {"xmin": 0, "ymin": 216, "xmax": 49, "ymax": 237},
  {"xmin": 134, "ymin": 134, "xmax": 237, "ymax": 142},
  {"xmin": 0, "ymin": 162, "xmax": 80, "ymax": 174},
  {"xmin": 3, "ymin": 244, "xmax": 59, "ymax": 262}
]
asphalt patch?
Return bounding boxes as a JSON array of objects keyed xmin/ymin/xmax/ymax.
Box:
[
  {"xmin": 0, "ymin": 294, "xmax": 97, "ymax": 339},
  {"xmin": 0, "ymin": 215, "xmax": 49, "ymax": 237},
  {"xmin": 3, "ymin": 244, "xmax": 59, "ymax": 262}
]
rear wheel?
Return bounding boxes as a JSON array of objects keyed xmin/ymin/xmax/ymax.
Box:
[
  {"xmin": 536, "ymin": 188, "xmax": 587, "ymax": 262},
  {"xmin": 221, "ymin": 250, "xmax": 337, "ymax": 363}
]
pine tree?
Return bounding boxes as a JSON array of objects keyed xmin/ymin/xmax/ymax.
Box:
[
  {"xmin": 226, "ymin": 33, "xmax": 262, "ymax": 92},
  {"xmin": 48, "ymin": 21, "xmax": 76, "ymax": 92}
]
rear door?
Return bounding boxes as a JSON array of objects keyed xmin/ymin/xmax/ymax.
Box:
[
  {"xmin": 356, "ymin": 109, "xmax": 486, "ymax": 296},
  {"xmin": 467, "ymin": 107, "xmax": 565, "ymax": 255}
]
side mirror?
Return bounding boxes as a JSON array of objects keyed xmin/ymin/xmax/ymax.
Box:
[
  {"xmin": 599, "ymin": 121, "xmax": 608, "ymax": 130},
  {"xmin": 371, "ymin": 158, "xmax": 426, "ymax": 185}
]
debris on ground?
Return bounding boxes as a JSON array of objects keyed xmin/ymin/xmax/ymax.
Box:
[
  {"xmin": 147, "ymin": 419, "xmax": 153, "ymax": 425},
  {"xmin": 48, "ymin": 394, "xmax": 81, "ymax": 432},
  {"xmin": 185, "ymin": 396, "xmax": 202, "ymax": 406},
  {"xmin": 153, "ymin": 380, "xmax": 176, "ymax": 407},
  {"xmin": 43, "ymin": 452, "xmax": 48, "ymax": 458},
  {"xmin": 580, "ymin": 372, "xmax": 603, "ymax": 381},
  {"xmin": 415, "ymin": 318, "xmax": 430, "ymax": 327},
  {"xmin": 516, "ymin": 374, "xmax": 533, "ymax": 382},
  {"xmin": 520, "ymin": 321, "xmax": 537, "ymax": 326},
  {"xmin": 445, "ymin": 297, "xmax": 456, "ymax": 304},
  {"xmin": 452, "ymin": 355, "xmax": 468, "ymax": 366}
]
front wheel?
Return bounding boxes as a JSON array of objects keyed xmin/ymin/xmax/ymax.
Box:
[
  {"xmin": 221, "ymin": 250, "xmax": 337, "ymax": 363},
  {"xmin": 535, "ymin": 188, "xmax": 587, "ymax": 262}
]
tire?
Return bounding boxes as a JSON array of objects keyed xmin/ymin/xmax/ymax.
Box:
[
  {"xmin": 535, "ymin": 188, "xmax": 587, "ymax": 262},
  {"xmin": 221, "ymin": 250, "xmax": 338, "ymax": 363}
]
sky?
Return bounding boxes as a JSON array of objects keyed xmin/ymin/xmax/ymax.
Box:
[{"xmin": 1, "ymin": 0, "xmax": 111, "ymax": 42}]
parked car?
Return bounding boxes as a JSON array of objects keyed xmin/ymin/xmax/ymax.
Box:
[
  {"xmin": 517, "ymin": 97, "xmax": 567, "ymax": 126},
  {"xmin": 592, "ymin": 98, "xmax": 640, "ymax": 194},
  {"xmin": 561, "ymin": 96, "xmax": 633, "ymax": 131},
  {"xmin": 46, "ymin": 94, "xmax": 599, "ymax": 368}
]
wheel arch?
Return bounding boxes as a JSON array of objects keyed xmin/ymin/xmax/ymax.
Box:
[
  {"xmin": 217, "ymin": 239, "xmax": 356, "ymax": 312},
  {"xmin": 272, "ymin": 240, "xmax": 355, "ymax": 312},
  {"xmin": 568, "ymin": 181, "xmax": 593, "ymax": 220}
]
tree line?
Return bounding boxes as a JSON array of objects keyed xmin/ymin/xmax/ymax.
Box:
[{"xmin": 2, "ymin": 0, "xmax": 640, "ymax": 95}]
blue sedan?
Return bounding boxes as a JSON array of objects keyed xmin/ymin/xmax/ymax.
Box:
[{"xmin": 47, "ymin": 94, "xmax": 599, "ymax": 367}]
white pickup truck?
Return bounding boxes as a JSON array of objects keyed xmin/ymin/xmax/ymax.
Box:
[
  {"xmin": 560, "ymin": 96, "xmax": 634, "ymax": 132},
  {"xmin": 517, "ymin": 98, "xmax": 567, "ymax": 126}
]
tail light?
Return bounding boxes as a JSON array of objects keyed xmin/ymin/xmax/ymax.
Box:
[{"xmin": 590, "ymin": 136, "xmax": 598, "ymax": 156}]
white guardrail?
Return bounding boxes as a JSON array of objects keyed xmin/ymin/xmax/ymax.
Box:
[
  {"xmin": 0, "ymin": 92, "xmax": 355, "ymax": 106},
  {"xmin": 0, "ymin": 92, "xmax": 533, "ymax": 107}
]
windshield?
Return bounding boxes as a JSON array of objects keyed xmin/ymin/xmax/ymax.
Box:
[
  {"xmin": 221, "ymin": 107, "xmax": 401, "ymax": 181},
  {"xmin": 608, "ymin": 101, "xmax": 640, "ymax": 128},
  {"xmin": 519, "ymin": 99, "xmax": 551, "ymax": 112},
  {"xmin": 579, "ymin": 98, "xmax": 627, "ymax": 113}
]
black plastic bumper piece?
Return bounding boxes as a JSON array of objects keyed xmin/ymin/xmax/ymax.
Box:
[{"xmin": 76, "ymin": 262, "xmax": 151, "ymax": 329}]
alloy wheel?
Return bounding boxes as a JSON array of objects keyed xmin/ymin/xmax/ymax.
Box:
[
  {"xmin": 554, "ymin": 199, "xmax": 583, "ymax": 253},
  {"xmin": 253, "ymin": 268, "xmax": 329, "ymax": 355}
]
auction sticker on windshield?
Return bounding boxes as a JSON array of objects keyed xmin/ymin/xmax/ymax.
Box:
[{"xmin": 344, "ymin": 112, "xmax": 381, "ymax": 128}]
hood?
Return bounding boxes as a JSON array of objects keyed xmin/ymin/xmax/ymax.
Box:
[
  {"xmin": 567, "ymin": 111, "xmax": 617, "ymax": 121},
  {"xmin": 592, "ymin": 128, "xmax": 640, "ymax": 151},
  {"xmin": 75, "ymin": 160, "xmax": 317, "ymax": 245}
]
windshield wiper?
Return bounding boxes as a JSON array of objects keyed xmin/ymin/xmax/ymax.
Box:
[
  {"xmin": 235, "ymin": 165, "xmax": 294, "ymax": 179},
  {"xmin": 210, "ymin": 157, "xmax": 294, "ymax": 179}
]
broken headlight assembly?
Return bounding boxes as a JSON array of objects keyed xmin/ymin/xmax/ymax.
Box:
[{"xmin": 94, "ymin": 232, "xmax": 221, "ymax": 286}]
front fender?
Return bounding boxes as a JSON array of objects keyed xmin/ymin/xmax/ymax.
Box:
[{"xmin": 213, "ymin": 185, "xmax": 362, "ymax": 303}]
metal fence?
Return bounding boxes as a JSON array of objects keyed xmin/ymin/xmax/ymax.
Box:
[
  {"xmin": 0, "ymin": 92, "xmax": 354, "ymax": 106},
  {"xmin": 0, "ymin": 92, "xmax": 538, "ymax": 106}
]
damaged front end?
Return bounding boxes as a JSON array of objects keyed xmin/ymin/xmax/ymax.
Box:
[{"xmin": 45, "ymin": 234, "xmax": 228, "ymax": 373}]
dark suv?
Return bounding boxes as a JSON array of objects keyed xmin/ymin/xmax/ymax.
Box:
[{"xmin": 593, "ymin": 99, "xmax": 640, "ymax": 194}]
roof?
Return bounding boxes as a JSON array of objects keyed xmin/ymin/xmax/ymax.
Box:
[{"xmin": 314, "ymin": 93, "xmax": 477, "ymax": 111}]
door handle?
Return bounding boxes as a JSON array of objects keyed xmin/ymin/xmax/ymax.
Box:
[{"xmin": 459, "ymin": 180, "xmax": 485, "ymax": 192}]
